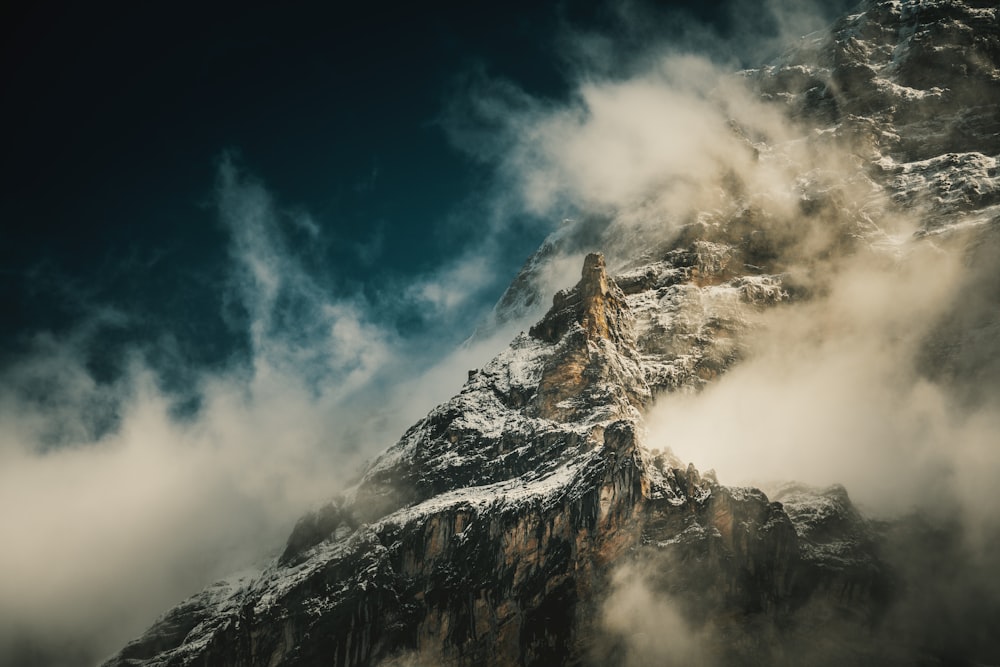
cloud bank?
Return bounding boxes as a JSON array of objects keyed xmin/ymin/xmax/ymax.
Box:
[{"xmin": 0, "ymin": 156, "xmax": 529, "ymax": 666}]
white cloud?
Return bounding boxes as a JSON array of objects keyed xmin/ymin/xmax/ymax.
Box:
[
  {"xmin": 0, "ymin": 158, "xmax": 521, "ymax": 665},
  {"xmin": 597, "ymin": 564, "xmax": 717, "ymax": 666},
  {"xmin": 645, "ymin": 239, "xmax": 1000, "ymax": 529}
]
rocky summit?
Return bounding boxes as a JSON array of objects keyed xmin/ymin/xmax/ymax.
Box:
[{"xmin": 105, "ymin": 1, "xmax": 1000, "ymax": 665}]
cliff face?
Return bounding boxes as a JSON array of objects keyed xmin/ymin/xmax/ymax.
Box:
[
  {"xmin": 105, "ymin": 1, "xmax": 999, "ymax": 665},
  {"xmin": 105, "ymin": 254, "xmax": 886, "ymax": 667}
]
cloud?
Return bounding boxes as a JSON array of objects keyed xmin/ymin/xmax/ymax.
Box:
[
  {"xmin": 216, "ymin": 157, "xmax": 397, "ymax": 396},
  {"xmin": 596, "ymin": 564, "xmax": 718, "ymax": 666},
  {"xmin": 0, "ymin": 156, "xmax": 528, "ymax": 666},
  {"xmin": 644, "ymin": 233, "xmax": 1000, "ymax": 529},
  {"xmin": 445, "ymin": 43, "xmax": 885, "ymax": 272},
  {"xmin": 407, "ymin": 249, "xmax": 499, "ymax": 316},
  {"xmin": 445, "ymin": 57, "xmax": 744, "ymax": 218}
]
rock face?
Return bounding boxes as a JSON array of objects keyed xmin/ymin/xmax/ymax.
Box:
[
  {"xmin": 528, "ymin": 253, "xmax": 648, "ymax": 423},
  {"xmin": 105, "ymin": 1, "xmax": 1000, "ymax": 665},
  {"xmin": 103, "ymin": 254, "xmax": 887, "ymax": 667}
]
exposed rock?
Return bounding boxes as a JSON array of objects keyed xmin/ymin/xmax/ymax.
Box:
[
  {"xmin": 102, "ymin": 251, "xmax": 887, "ymax": 667},
  {"xmin": 529, "ymin": 253, "xmax": 648, "ymax": 422}
]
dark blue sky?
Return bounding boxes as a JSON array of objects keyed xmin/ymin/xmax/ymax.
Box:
[
  {"xmin": 0, "ymin": 0, "xmax": 808, "ymax": 391},
  {"xmin": 1, "ymin": 2, "xmax": 602, "ymax": 373}
]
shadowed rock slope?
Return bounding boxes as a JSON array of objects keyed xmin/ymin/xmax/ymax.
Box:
[{"xmin": 105, "ymin": 255, "xmax": 890, "ymax": 667}]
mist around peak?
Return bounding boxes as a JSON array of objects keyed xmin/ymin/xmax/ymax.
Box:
[{"xmin": 4, "ymin": 0, "xmax": 999, "ymax": 665}]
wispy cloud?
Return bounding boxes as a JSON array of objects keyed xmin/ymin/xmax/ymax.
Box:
[{"xmin": 0, "ymin": 155, "xmax": 525, "ymax": 665}]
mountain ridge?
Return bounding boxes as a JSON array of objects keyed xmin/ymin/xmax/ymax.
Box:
[
  {"xmin": 104, "ymin": 1, "xmax": 1000, "ymax": 664},
  {"xmin": 103, "ymin": 250, "xmax": 890, "ymax": 666}
]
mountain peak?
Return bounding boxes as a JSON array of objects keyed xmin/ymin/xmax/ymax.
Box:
[
  {"xmin": 579, "ymin": 252, "xmax": 619, "ymax": 342},
  {"xmin": 580, "ymin": 251, "xmax": 609, "ymax": 296},
  {"xmin": 526, "ymin": 252, "xmax": 648, "ymax": 422},
  {"xmin": 529, "ymin": 252, "xmax": 633, "ymax": 348}
]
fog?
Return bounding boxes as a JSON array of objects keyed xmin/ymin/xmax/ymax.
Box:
[
  {"xmin": 597, "ymin": 564, "xmax": 717, "ymax": 666},
  {"xmin": 0, "ymin": 157, "xmax": 529, "ymax": 665},
  {"xmin": 646, "ymin": 242, "xmax": 1000, "ymax": 522}
]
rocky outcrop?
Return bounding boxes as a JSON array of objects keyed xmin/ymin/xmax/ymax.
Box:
[
  {"xmin": 528, "ymin": 253, "xmax": 649, "ymax": 422},
  {"xmin": 104, "ymin": 250, "xmax": 886, "ymax": 667},
  {"xmin": 747, "ymin": 0, "xmax": 1000, "ymax": 227}
]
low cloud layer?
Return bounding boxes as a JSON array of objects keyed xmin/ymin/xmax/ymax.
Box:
[
  {"xmin": 0, "ymin": 158, "xmax": 526, "ymax": 666},
  {"xmin": 597, "ymin": 564, "xmax": 717, "ymax": 666}
]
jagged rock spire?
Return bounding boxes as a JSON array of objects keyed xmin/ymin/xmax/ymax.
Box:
[
  {"xmin": 529, "ymin": 252, "xmax": 635, "ymax": 349},
  {"xmin": 528, "ymin": 252, "xmax": 649, "ymax": 422}
]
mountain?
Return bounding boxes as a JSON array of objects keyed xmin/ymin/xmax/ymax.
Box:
[{"xmin": 104, "ymin": 1, "xmax": 1000, "ymax": 665}]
